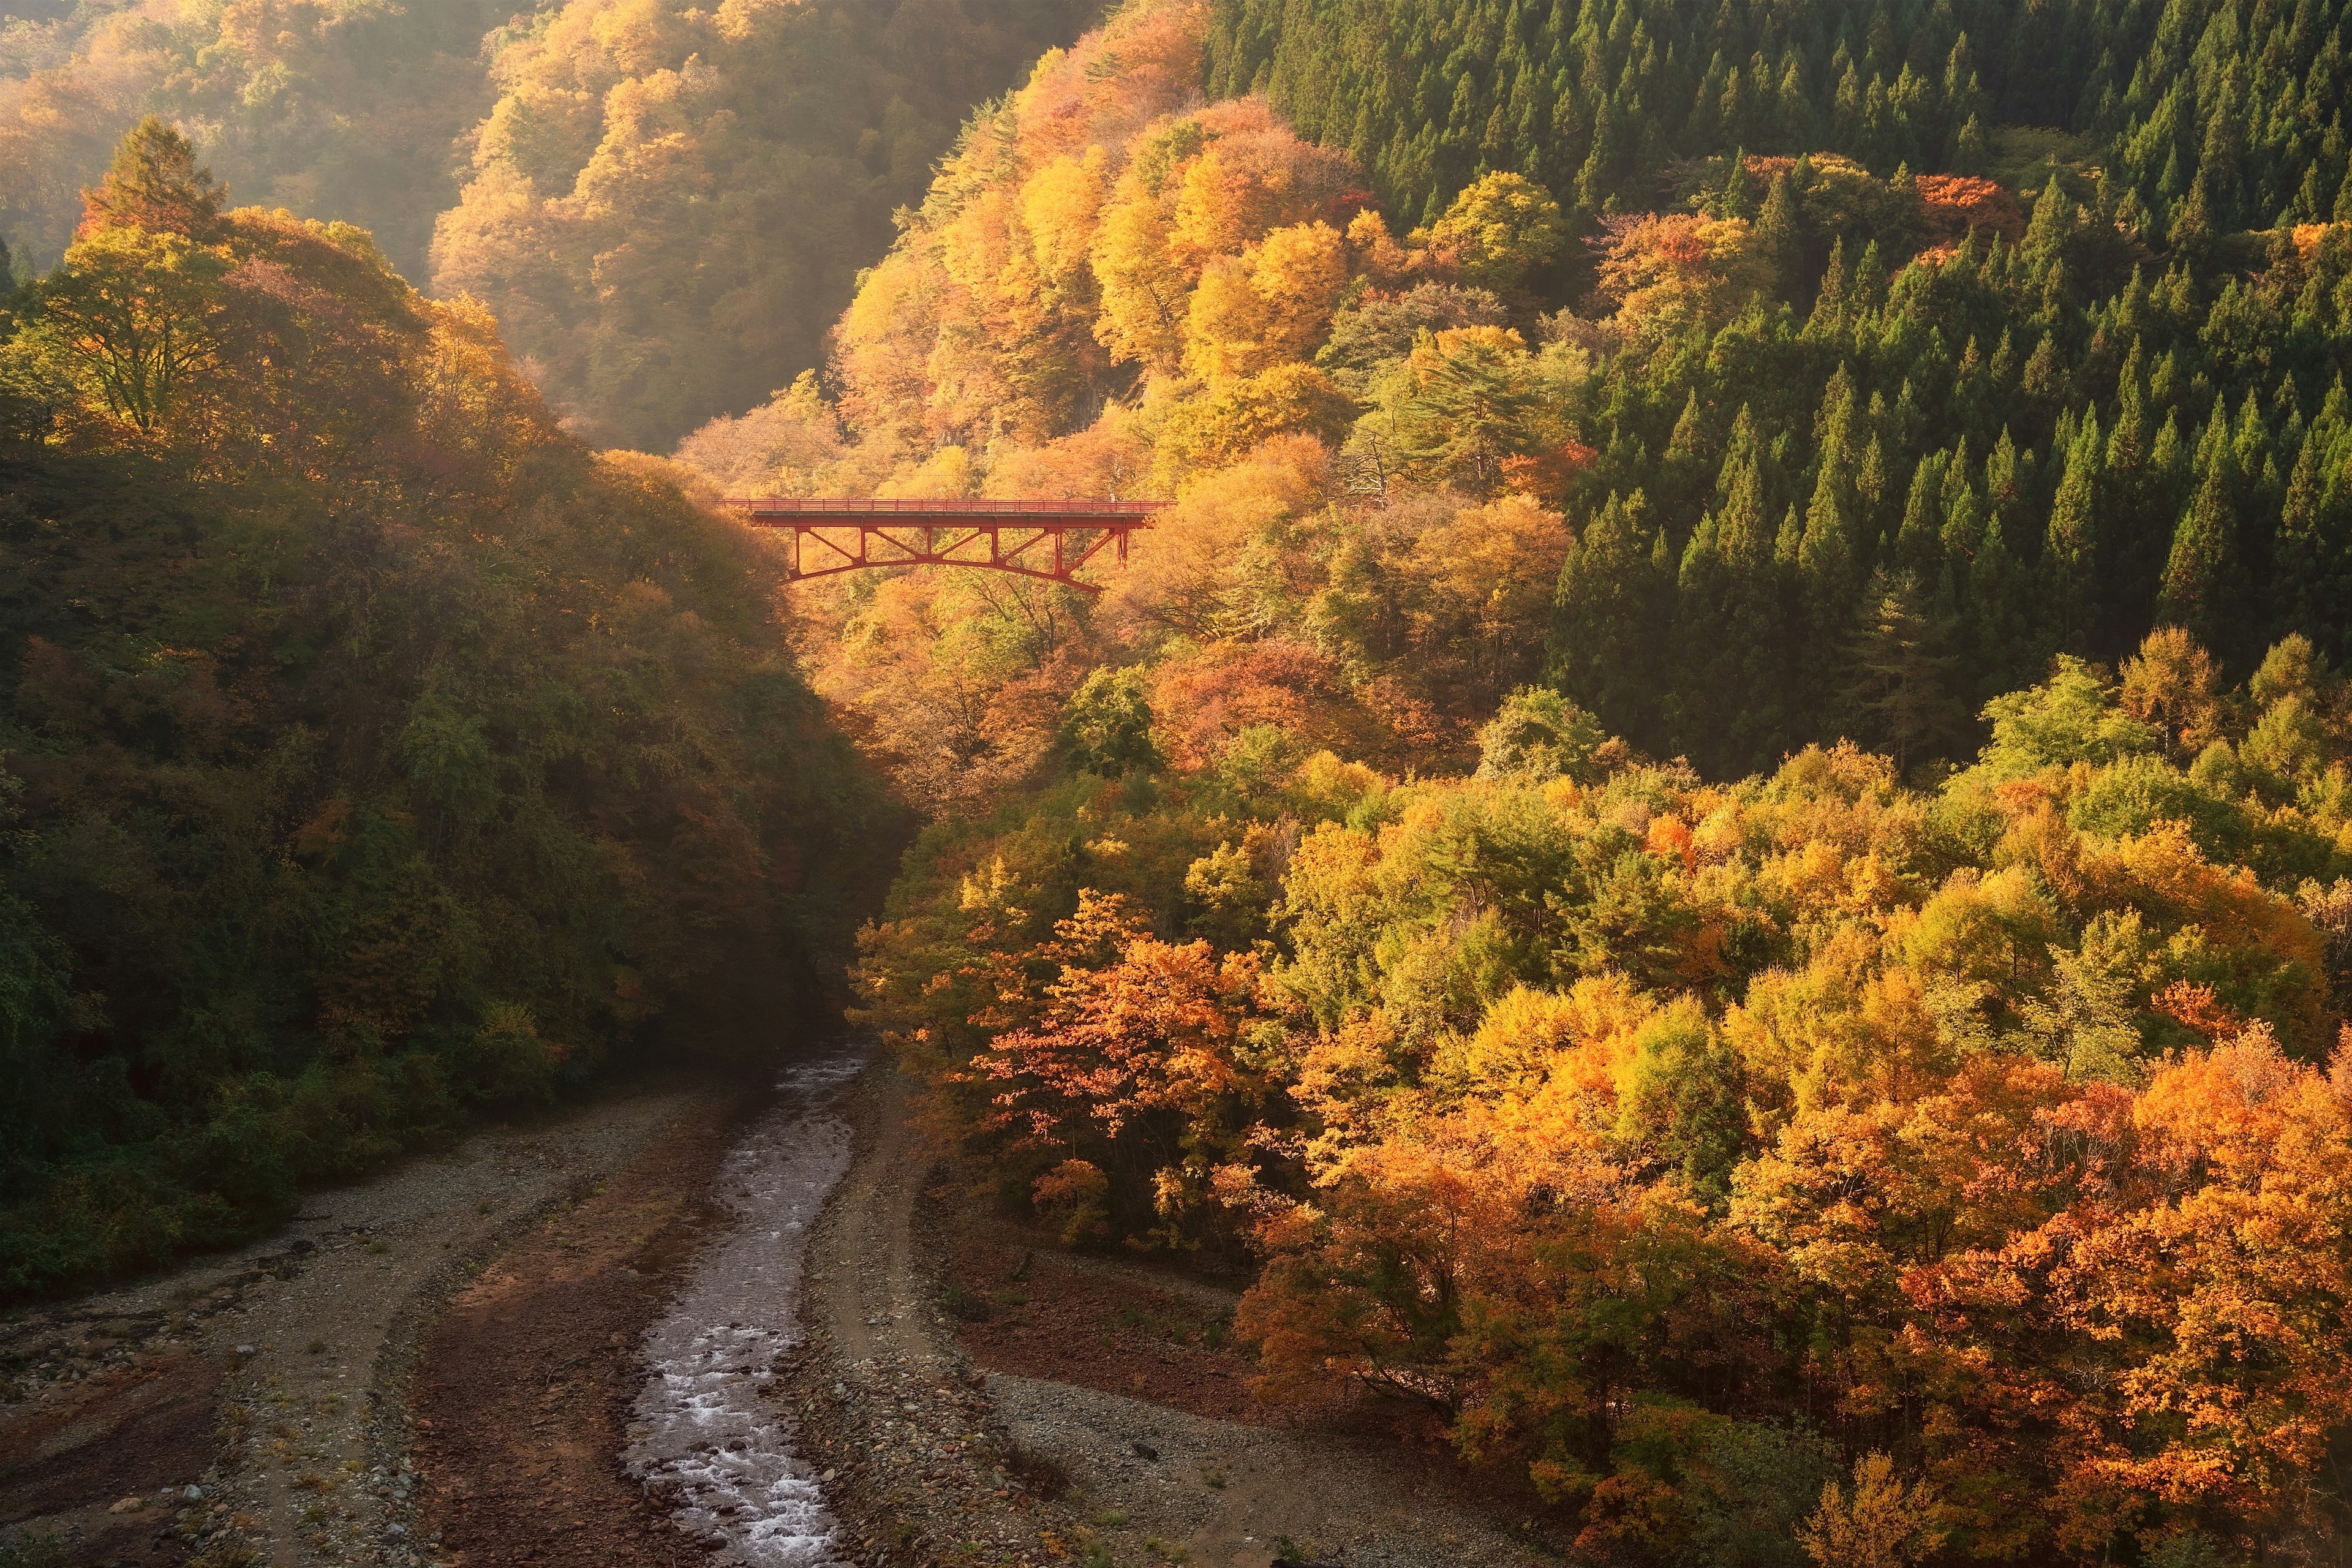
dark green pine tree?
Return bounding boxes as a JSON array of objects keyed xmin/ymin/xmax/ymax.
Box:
[
  {"xmin": 1804, "ymin": 238, "xmax": 1851, "ymax": 339},
  {"xmin": 2111, "ymin": 409, "xmax": 2192, "ymax": 629},
  {"xmin": 1755, "ymin": 169, "xmax": 1802, "ymax": 299},
  {"xmin": 1982, "ymin": 428, "xmax": 2032, "ymax": 541},
  {"xmin": 1837, "ymin": 568, "xmax": 1966, "ymax": 774},
  {"xmin": 1937, "ymin": 435, "xmax": 1983, "ymax": 566},
  {"xmin": 2021, "ymin": 173, "xmax": 2075, "ymax": 277},
  {"xmin": 2271, "ymin": 437, "xmax": 2352, "ymax": 662},
  {"xmin": 1894, "ymin": 449, "xmax": 1949, "ymax": 584},
  {"xmin": 2021, "ymin": 332, "xmax": 2065, "ymax": 408},
  {"xmin": 1856, "ymin": 432, "xmax": 1890, "ymax": 528},
  {"xmin": 1669, "ymin": 510, "xmax": 1727, "ymax": 758},
  {"xmin": 2105, "ymin": 340, "xmax": 2147, "ymax": 480},
  {"xmin": 1577, "ymin": 96, "xmax": 1619, "ymax": 208},
  {"xmin": 1659, "ymin": 388, "xmax": 1713, "ymax": 519},
  {"xmin": 1798, "ymin": 369, "xmax": 1865, "ymax": 705},
  {"xmin": 1711, "ymin": 404, "xmax": 1768, "ymax": 512},
  {"xmin": 1720, "ymin": 146, "xmax": 1755, "ymax": 219},
  {"xmin": 2042, "ymin": 407, "xmax": 2103, "ymax": 655},
  {"xmin": 77, "ymin": 115, "xmax": 224, "ymax": 239},
  {"xmin": 1672, "ymin": 451, "xmax": 1789, "ymax": 774},
  {"xmin": 1969, "ymin": 511, "xmax": 2040, "ymax": 700},
  {"xmin": 2099, "ymin": 339, "xmax": 2147, "ymax": 580},
  {"xmin": 2168, "ymin": 173, "xmax": 2218, "ymax": 268},
  {"xmin": 2156, "ymin": 458, "xmax": 2241, "ymax": 657},
  {"xmin": 2227, "ymin": 391, "xmax": 2280, "ymax": 587},
  {"xmin": 1550, "ymin": 489, "xmax": 1667, "ymax": 742}
]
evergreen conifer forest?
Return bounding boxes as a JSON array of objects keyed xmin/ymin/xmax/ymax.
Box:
[{"xmin": 7, "ymin": 0, "xmax": 2352, "ymax": 1559}]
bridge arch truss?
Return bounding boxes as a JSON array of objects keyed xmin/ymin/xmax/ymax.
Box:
[{"xmin": 725, "ymin": 498, "xmax": 1166, "ymax": 593}]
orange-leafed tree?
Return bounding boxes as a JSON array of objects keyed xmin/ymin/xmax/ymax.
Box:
[
  {"xmin": 976, "ymin": 889, "xmax": 1272, "ymax": 1248},
  {"xmin": 1913, "ymin": 175, "xmax": 2028, "ymax": 252},
  {"xmin": 2052, "ymin": 1027, "xmax": 2352, "ymax": 1558},
  {"xmin": 1592, "ymin": 213, "xmax": 1771, "ymax": 332}
]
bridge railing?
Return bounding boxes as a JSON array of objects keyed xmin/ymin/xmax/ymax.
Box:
[
  {"xmin": 726, "ymin": 497, "xmax": 1170, "ymax": 518},
  {"xmin": 717, "ymin": 496, "xmax": 1167, "ymax": 590}
]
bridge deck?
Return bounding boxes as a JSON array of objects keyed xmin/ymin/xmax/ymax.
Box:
[
  {"xmin": 731, "ymin": 497, "xmax": 1169, "ymax": 520},
  {"xmin": 722, "ymin": 497, "xmax": 1167, "ymax": 590}
]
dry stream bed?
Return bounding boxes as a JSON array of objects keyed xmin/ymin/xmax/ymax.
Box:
[{"xmin": 4, "ymin": 1060, "xmax": 1554, "ymax": 1568}]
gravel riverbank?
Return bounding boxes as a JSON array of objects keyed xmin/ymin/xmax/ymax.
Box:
[
  {"xmin": 1, "ymin": 1083, "xmax": 718, "ymax": 1567},
  {"xmin": 779, "ymin": 1066, "xmax": 1557, "ymax": 1568},
  {"xmin": 784, "ymin": 1066, "xmax": 1080, "ymax": 1567},
  {"xmin": 9, "ymin": 1060, "xmax": 1562, "ymax": 1568}
]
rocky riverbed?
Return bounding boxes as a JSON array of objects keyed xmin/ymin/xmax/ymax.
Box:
[
  {"xmin": 0, "ymin": 1082, "xmax": 721, "ymax": 1567},
  {"xmin": 781, "ymin": 1069, "xmax": 1558, "ymax": 1568},
  {"xmin": 620, "ymin": 1049, "xmax": 867, "ymax": 1566},
  {"xmin": 6, "ymin": 1058, "xmax": 1560, "ymax": 1568}
]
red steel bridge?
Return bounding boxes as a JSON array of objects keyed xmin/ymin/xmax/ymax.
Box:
[{"xmin": 723, "ymin": 497, "xmax": 1167, "ymax": 592}]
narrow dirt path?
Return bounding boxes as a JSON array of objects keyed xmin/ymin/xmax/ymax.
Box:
[
  {"xmin": 1, "ymin": 1084, "xmax": 715, "ymax": 1567},
  {"xmin": 810, "ymin": 1071, "xmax": 931, "ymax": 1375}
]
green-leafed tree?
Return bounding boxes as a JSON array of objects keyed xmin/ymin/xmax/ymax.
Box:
[
  {"xmin": 1838, "ymin": 568, "xmax": 1967, "ymax": 772},
  {"xmin": 1550, "ymin": 490, "xmax": 1667, "ymax": 743}
]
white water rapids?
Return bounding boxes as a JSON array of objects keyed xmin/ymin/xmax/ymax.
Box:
[{"xmin": 623, "ymin": 1048, "xmax": 868, "ymax": 1566}]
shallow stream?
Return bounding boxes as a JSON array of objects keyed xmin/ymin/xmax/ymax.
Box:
[{"xmin": 623, "ymin": 1049, "xmax": 868, "ymax": 1566}]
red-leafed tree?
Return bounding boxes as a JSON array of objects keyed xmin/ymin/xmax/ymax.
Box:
[{"xmin": 975, "ymin": 889, "xmax": 1272, "ymax": 1250}]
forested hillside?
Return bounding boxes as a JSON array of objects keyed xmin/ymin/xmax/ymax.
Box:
[
  {"xmin": 674, "ymin": 0, "xmax": 2352, "ymax": 1560},
  {"xmin": 7, "ymin": 0, "xmax": 2352, "ymax": 1553},
  {"xmin": 2, "ymin": 0, "xmax": 1102, "ymax": 448},
  {"xmin": 1205, "ymin": 0, "xmax": 2352, "ymax": 239},
  {"xmin": 0, "ymin": 0, "xmax": 507, "ymax": 282},
  {"xmin": 695, "ymin": 0, "xmax": 2352, "ymax": 779},
  {"xmin": 0, "ymin": 124, "xmax": 886, "ymax": 1298},
  {"xmin": 867, "ymin": 634, "xmax": 2352, "ymax": 1568},
  {"xmin": 431, "ymin": 0, "xmax": 1106, "ymax": 449}
]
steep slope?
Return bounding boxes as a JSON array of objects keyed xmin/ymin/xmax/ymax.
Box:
[
  {"xmin": 429, "ymin": 0, "xmax": 1108, "ymax": 449},
  {"xmin": 0, "ymin": 126, "xmax": 889, "ymax": 1298},
  {"xmin": 679, "ymin": 0, "xmax": 2352, "ymax": 786},
  {"xmin": 0, "ymin": 0, "xmax": 508, "ymax": 281},
  {"xmin": 1206, "ymin": 0, "xmax": 2352, "ymax": 239}
]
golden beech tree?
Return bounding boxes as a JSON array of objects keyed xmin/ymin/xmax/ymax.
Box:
[
  {"xmin": 1165, "ymin": 108, "xmax": 1355, "ymax": 262},
  {"xmin": 1404, "ymin": 495, "xmax": 1573, "ymax": 709},
  {"xmin": 1021, "ymin": 151, "xmax": 1110, "ymax": 287},
  {"xmin": 1593, "ymin": 213, "xmax": 1773, "ymax": 333},
  {"xmin": 1185, "ymin": 220, "xmax": 1348, "ymax": 381},
  {"xmin": 1105, "ymin": 432, "xmax": 1331, "ymax": 638},
  {"xmin": 1155, "ymin": 363, "xmax": 1355, "ymax": 472},
  {"xmin": 1091, "ymin": 190, "xmax": 1193, "ymax": 375},
  {"xmin": 1414, "ymin": 171, "xmax": 1567, "ymax": 295},
  {"xmin": 1088, "ymin": 103, "xmax": 1354, "ymax": 386},
  {"xmin": 36, "ymin": 227, "xmax": 230, "ymax": 432},
  {"xmin": 1798, "ymin": 1453, "xmax": 1949, "ymax": 1568}
]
